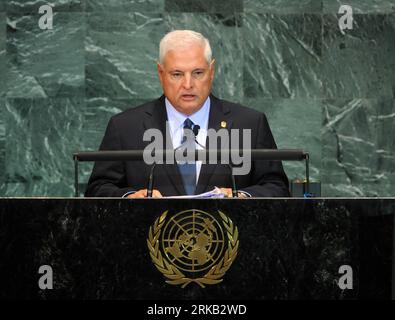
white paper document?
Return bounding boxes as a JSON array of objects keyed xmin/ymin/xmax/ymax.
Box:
[{"xmin": 165, "ymin": 187, "xmax": 225, "ymax": 199}]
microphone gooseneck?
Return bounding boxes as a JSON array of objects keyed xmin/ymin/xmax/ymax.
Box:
[
  {"xmin": 146, "ymin": 122, "xmax": 238, "ymax": 198},
  {"xmin": 193, "ymin": 124, "xmax": 200, "ymax": 137},
  {"xmin": 147, "ymin": 122, "xmax": 201, "ymax": 198},
  {"xmin": 192, "ymin": 125, "xmax": 206, "ymax": 149},
  {"xmin": 192, "ymin": 124, "xmax": 237, "ymax": 198}
]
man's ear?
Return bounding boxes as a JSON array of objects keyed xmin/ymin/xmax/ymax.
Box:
[
  {"xmin": 157, "ymin": 62, "xmax": 164, "ymax": 85},
  {"xmin": 209, "ymin": 59, "xmax": 216, "ymax": 79}
]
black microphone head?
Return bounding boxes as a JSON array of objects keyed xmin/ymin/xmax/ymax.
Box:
[{"xmin": 193, "ymin": 125, "xmax": 200, "ymax": 137}]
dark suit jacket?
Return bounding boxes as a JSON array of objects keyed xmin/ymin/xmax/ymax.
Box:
[{"xmin": 85, "ymin": 95, "xmax": 290, "ymax": 197}]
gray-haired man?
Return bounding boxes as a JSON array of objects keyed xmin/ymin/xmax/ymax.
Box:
[{"xmin": 85, "ymin": 30, "xmax": 289, "ymax": 198}]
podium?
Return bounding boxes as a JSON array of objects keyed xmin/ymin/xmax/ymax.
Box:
[{"xmin": 0, "ymin": 198, "xmax": 393, "ymax": 299}]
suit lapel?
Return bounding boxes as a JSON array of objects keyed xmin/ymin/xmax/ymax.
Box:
[
  {"xmin": 195, "ymin": 95, "xmax": 233, "ymax": 194},
  {"xmin": 143, "ymin": 96, "xmax": 186, "ymax": 195}
]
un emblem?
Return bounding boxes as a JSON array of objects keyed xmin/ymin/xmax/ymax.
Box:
[{"xmin": 147, "ymin": 209, "xmax": 239, "ymax": 288}]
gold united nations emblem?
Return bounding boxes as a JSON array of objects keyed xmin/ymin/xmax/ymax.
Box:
[{"xmin": 147, "ymin": 209, "xmax": 239, "ymax": 288}]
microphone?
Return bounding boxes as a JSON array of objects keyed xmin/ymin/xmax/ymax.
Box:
[
  {"xmin": 147, "ymin": 123, "xmax": 200, "ymax": 198},
  {"xmin": 174, "ymin": 124, "xmax": 201, "ymax": 156},
  {"xmin": 193, "ymin": 124, "xmax": 200, "ymax": 138},
  {"xmin": 147, "ymin": 123, "xmax": 238, "ymax": 198},
  {"xmin": 191, "ymin": 125, "xmax": 206, "ymax": 150},
  {"xmin": 191, "ymin": 125, "xmax": 237, "ymax": 198},
  {"xmin": 181, "ymin": 124, "xmax": 237, "ymax": 197}
]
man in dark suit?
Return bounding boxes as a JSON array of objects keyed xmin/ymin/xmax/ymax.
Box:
[{"xmin": 85, "ymin": 30, "xmax": 289, "ymax": 198}]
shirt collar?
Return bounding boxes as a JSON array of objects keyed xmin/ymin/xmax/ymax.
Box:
[{"xmin": 165, "ymin": 96, "xmax": 211, "ymax": 131}]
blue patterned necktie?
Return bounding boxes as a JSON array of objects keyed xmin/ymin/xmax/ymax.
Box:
[{"xmin": 178, "ymin": 118, "xmax": 196, "ymax": 195}]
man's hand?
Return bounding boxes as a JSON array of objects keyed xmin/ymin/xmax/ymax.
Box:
[
  {"xmin": 218, "ymin": 188, "xmax": 248, "ymax": 198},
  {"xmin": 127, "ymin": 189, "xmax": 163, "ymax": 198}
]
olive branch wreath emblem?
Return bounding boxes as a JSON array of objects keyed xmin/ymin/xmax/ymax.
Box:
[{"xmin": 147, "ymin": 210, "xmax": 239, "ymax": 288}]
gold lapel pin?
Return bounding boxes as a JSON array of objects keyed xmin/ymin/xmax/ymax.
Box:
[{"xmin": 220, "ymin": 121, "xmax": 227, "ymax": 128}]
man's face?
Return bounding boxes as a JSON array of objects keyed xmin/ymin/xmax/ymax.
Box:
[{"xmin": 157, "ymin": 43, "xmax": 215, "ymax": 116}]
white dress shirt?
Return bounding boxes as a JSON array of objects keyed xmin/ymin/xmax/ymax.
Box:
[
  {"xmin": 123, "ymin": 96, "xmax": 250, "ymax": 197},
  {"xmin": 165, "ymin": 97, "xmax": 210, "ymax": 184}
]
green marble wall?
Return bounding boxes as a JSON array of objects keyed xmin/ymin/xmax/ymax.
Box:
[{"xmin": 0, "ymin": 0, "xmax": 394, "ymax": 197}]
